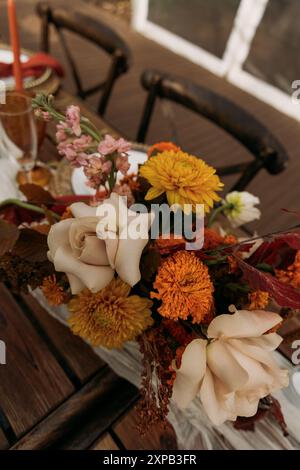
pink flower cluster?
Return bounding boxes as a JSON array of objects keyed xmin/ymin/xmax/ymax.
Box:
[
  {"xmin": 57, "ymin": 134, "xmax": 93, "ymax": 167},
  {"xmin": 55, "ymin": 108, "xmax": 132, "ymax": 191},
  {"xmin": 98, "ymin": 134, "xmax": 131, "ymax": 155},
  {"xmin": 84, "ymin": 155, "xmax": 112, "ymax": 189},
  {"xmin": 98, "ymin": 134, "xmax": 131, "ymax": 176}
]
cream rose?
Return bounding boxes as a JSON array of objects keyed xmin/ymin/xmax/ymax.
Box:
[
  {"xmin": 47, "ymin": 193, "xmax": 153, "ymax": 294},
  {"xmin": 172, "ymin": 309, "xmax": 289, "ymax": 425}
]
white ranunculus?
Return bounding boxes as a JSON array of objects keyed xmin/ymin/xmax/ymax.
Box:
[
  {"xmin": 223, "ymin": 191, "xmax": 261, "ymax": 227},
  {"xmin": 172, "ymin": 309, "xmax": 289, "ymax": 426},
  {"xmin": 47, "ymin": 193, "xmax": 153, "ymax": 294}
]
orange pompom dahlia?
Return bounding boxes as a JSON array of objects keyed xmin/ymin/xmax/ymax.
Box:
[{"xmin": 151, "ymin": 250, "xmax": 214, "ymax": 324}]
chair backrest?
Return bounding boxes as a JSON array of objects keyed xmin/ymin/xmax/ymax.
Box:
[
  {"xmin": 137, "ymin": 69, "xmax": 288, "ymax": 192},
  {"xmin": 36, "ymin": 2, "xmax": 131, "ymax": 116}
]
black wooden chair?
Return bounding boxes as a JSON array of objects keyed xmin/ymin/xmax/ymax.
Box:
[
  {"xmin": 136, "ymin": 70, "xmax": 288, "ymax": 192},
  {"xmin": 36, "ymin": 2, "xmax": 131, "ymax": 116}
]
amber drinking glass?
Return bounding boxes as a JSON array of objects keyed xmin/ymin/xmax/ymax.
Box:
[{"xmin": 0, "ymin": 91, "xmax": 38, "ymax": 182}]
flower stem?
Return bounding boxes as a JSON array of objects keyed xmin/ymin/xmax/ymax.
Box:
[
  {"xmin": 0, "ymin": 199, "xmax": 60, "ymax": 220},
  {"xmin": 207, "ymin": 204, "xmax": 225, "ymax": 227}
]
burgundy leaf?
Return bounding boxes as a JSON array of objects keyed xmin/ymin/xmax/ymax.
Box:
[
  {"xmin": 277, "ymin": 231, "xmax": 300, "ymax": 250},
  {"xmin": 236, "ymin": 256, "xmax": 300, "ymax": 309},
  {"xmin": 12, "ymin": 229, "xmax": 49, "ymax": 263}
]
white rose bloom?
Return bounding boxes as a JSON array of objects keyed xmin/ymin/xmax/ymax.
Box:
[
  {"xmin": 47, "ymin": 193, "xmax": 153, "ymax": 294},
  {"xmin": 223, "ymin": 191, "xmax": 261, "ymax": 227},
  {"xmin": 172, "ymin": 309, "xmax": 289, "ymax": 426}
]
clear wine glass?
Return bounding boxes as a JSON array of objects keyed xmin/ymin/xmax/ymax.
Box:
[{"xmin": 0, "ymin": 91, "xmax": 38, "ymax": 183}]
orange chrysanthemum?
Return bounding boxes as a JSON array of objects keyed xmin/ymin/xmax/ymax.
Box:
[
  {"xmin": 275, "ymin": 251, "xmax": 300, "ymax": 289},
  {"xmin": 140, "ymin": 150, "xmax": 223, "ymax": 213},
  {"xmin": 68, "ymin": 278, "xmax": 153, "ymax": 349},
  {"xmin": 248, "ymin": 290, "xmax": 269, "ymax": 310},
  {"xmin": 147, "ymin": 142, "xmax": 181, "ymax": 157},
  {"xmin": 41, "ymin": 275, "xmax": 66, "ymax": 306},
  {"xmin": 151, "ymin": 251, "xmax": 214, "ymax": 324}
]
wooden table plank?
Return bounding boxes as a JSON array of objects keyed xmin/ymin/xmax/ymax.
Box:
[
  {"xmin": 0, "ymin": 284, "xmax": 74, "ymax": 437},
  {"xmin": 12, "ymin": 368, "xmax": 138, "ymax": 450},
  {"xmin": 0, "ymin": 429, "xmax": 9, "ymax": 450},
  {"xmin": 91, "ymin": 433, "xmax": 120, "ymax": 450},
  {"xmin": 113, "ymin": 407, "xmax": 178, "ymax": 450},
  {"xmin": 278, "ymin": 316, "xmax": 300, "ymax": 362},
  {"xmin": 21, "ymin": 294, "xmax": 104, "ymax": 384}
]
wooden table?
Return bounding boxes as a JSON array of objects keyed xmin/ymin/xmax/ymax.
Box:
[
  {"xmin": 0, "ymin": 91, "xmax": 177, "ymax": 451},
  {"xmin": 0, "ymin": 91, "xmax": 299, "ymax": 450}
]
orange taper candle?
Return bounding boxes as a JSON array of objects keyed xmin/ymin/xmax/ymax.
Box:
[{"xmin": 7, "ymin": 0, "xmax": 23, "ymax": 91}]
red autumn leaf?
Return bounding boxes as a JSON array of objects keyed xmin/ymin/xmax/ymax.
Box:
[
  {"xmin": 54, "ymin": 194, "xmax": 92, "ymax": 204},
  {"xmin": 277, "ymin": 231, "xmax": 300, "ymax": 250},
  {"xmin": 248, "ymin": 230, "xmax": 300, "ymax": 268},
  {"xmin": 0, "ymin": 204, "xmax": 44, "ymax": 226},
  {"xmin": 236, "ymin": 256, "xmax": 300, "ymax": 309},
  {"xmin": 0, "ymin": 220, "xmax": 20, "ymax": 256}
]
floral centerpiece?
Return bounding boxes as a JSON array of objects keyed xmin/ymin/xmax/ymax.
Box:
[{"xmin": 1, "ymin": 94, "xmax": 300, "ymax": 434}]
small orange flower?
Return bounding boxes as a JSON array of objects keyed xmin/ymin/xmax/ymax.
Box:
[
  {"xmin": 147, "ymin": 141, "xmax": 180, "ymax": 157},
  {"xmin": 223, "ymin": 234, "xmax": 238, "ymax": 245},
  {"xmin": 41, "ymin": 275, "xmax": 66, "ymax": 306},
  {"xmin": 227, "ymin": 255, "xmax": 239, "ymax": 273},
  {"xmin": 203, "ymin": 228, "xmax": 224, "ymax": 250},
  {"xmin": 275, "ymin": 251, "xmax": 300, "ymax": 289},
  {"xmin": 151, "ymin": 251, "xmax": 214, "ymax": 324},
  {"xmin": 248, "ymin": 290, "xmax": 269, "ymax": 310},
  {"xmin": 61, "ymin": 207, "xmax": 73, "ymax": 220},
  {"xmin": 155, "ymin": 234, "xmax": 186, "ymax": 254},
  {"xmin": 120, "ymin": 173, "xmax": 141, "ymax": 193}
]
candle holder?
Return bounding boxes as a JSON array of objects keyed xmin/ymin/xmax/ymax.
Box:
[{"xmin": 0, "ymin": 91, "xmax": 51, "ymax": 186}]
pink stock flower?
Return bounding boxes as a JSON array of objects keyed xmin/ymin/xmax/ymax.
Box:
[
  {"xmin": 57, "ymin": 135, "xmax": 92, "ymax": 167},
  {"xmin": 76, "ymin": 153, "xmax": 90, "ymax": 167},
  {"xmin": 56, "ymin": 122, "xmax": 69, "ymax": 143},
  {"xmin": 72, "ymin": 134, "xmax": 92, "ymax": 152},
  {"xmin": 116, "ymin": 137, "xmax": 131, "ymax": 154},
  {"xmin": 35, "ymin": 109, "xmax": 52, "ymax": 122},
  {"xmin": 101, "ymin": 159, "xmax": 112, "ymax": 174},
  {"xmin": 66, "ymin": 105, "xmax": 81, "ymax": 137},
  {"xmin": 115, "ymin": 155, "xmax": 130, "ymax": 175},
  {"xmin": 98, "ymin": 134, "xmax": 131, "ymax": 156},
  {"xmin": 83, "ymin": 155, "xmax": 107, "ymax": 189}
]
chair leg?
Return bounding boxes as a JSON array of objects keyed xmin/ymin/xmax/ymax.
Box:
[
  {"xmin": 38, "ymin": 4, "xmax": 51, "ymax": 53},
  {"xmin": 136, "ymin": 85, "xmax": 157, "ymax": 143},
  {"xmin": 229, "ymin": 159, "xmax": 265, "ymax": 192},
  {"xmin": 97, "ymin": 54, "xmax": 121, "ymax": 117}
]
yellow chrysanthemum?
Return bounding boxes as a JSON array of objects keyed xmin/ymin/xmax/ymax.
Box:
[
  {"xmin": 68, "ymin": 278, "xmax": 153, "ymax": 349},
  {"xmin": 140, "ymin": 150, "xmax": 223, "ymax": 213}
]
